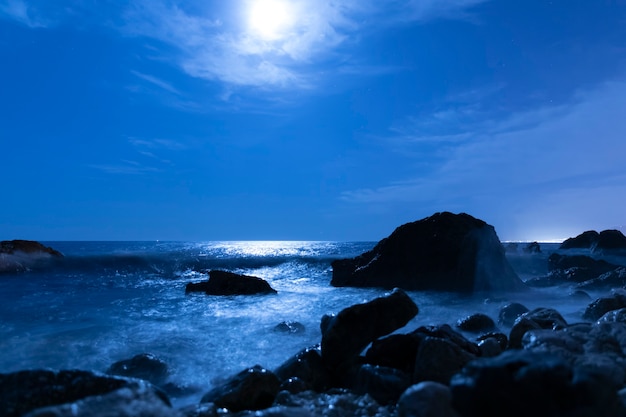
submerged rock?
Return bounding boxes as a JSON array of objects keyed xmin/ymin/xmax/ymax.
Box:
[
  {"xmin": 185, "ymin": 270, "xmax": 277, "ymax": 296},
  {"xmin": 331, "ymin": 212, "xmax": 524, "ymax": 292},
  {"xmin": 274, "ymin": 321, "xmax": 305, "ymax": 334},
  {"xmin": 320, "ymin": 288, "xmax": 418, "ymax": 371}
]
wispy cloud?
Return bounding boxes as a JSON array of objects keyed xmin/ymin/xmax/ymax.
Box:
[
  {"xmin": 120, "ymin": 0, "xmax": 489, "ymax": 90},
  {"xmin": 0, "ymin": 0, "xmax": 49, "ymax": 28},
  {"xmin": 342, "ymin": 78, "xmax": 626, "ymax": 206},
  {"xmin": 130, "ymin": 70, "xmax": 182, "ymax": 95},
  {"xmin": 89, "ymin": 161, "xmax": 161, "ymax": 175}
]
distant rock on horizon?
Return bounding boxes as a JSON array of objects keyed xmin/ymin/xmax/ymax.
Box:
[
  {"xmin": 0, "ymin": 239, "xmax": 63, "ymax": 273},
  {"xmin": 331, "ymin": 212, "xmax": 525, "ymax": 293},
  {"xmin": 560, "ymin": 229, "xmax": 626, "ymax": 253}
]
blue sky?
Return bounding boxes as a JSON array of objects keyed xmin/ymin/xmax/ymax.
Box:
[{"xmin": 1, "ymin": 0, "xmax": 625, "ymax": 241}]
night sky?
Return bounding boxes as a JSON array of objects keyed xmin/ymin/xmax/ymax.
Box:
[{"xmin": 1, "ymin": 0, "xmax": 625, "ymax": 241}]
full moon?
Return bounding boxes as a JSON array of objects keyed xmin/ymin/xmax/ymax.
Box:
[{"xmin": 246, "ymin": 0, "xmax": 295, "ymax": 41}]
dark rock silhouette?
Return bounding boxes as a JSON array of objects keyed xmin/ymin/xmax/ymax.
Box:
[
  {"xmin": 560, "ymin": 230, "xmax": 600, "ymax": 249},
  {"xmin": 559, "ymin": 229, "xmax": 626, "ymax": 253},
  {"xmin": 456, "ymin": 313, "xmax": 496, "ymax": 333},
  {"xmin": 0, "ymin": 370, "xmax": 171, "ymax": 417},
  {"xmin": 200, "ymin": 365, "xmax": 280, "ymax": 412},
  {"xmin": 106, "ymin": 353, "xmax": 169, "ymax": 386},
  {"xmin": 0, "ymin": 240, "xmax": 63, "ymax": 273},
  {"xmin": 320, "ymin": 288, "xmax": 418, "ymax": 371},
  {"xmin": 331, "ymin": 212, "xmax": 524, "ymax": 292},
  {"xmin": 185, "ymin": 270, "xmax": 277, "ymax": 295},
  {"xmin": 450, "ymin": 350, "xmax": 625, "ymax": 417}
]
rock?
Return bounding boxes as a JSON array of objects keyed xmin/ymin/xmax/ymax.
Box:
[
  {"xmin": 497, "ymin": 302, "xmax": 529, "ymax": 327},
  {"xmin": 521, "ymin": 322, "xmax": 626, "ymax": 386},
  {"xmin": 320, "ymin": 288, "xmax": 418, "ymax": 371},
  {"xmin": 274, "ymin": 346, "xmax": 329, "ymax": 392},
  {"xmin": 568, "ymin": 289, "xmax": 592, "ymax": 301},
  {"xmin": 559, "ymin": 230, "xmax": 600, "ymax": 249},
  {"xmin": 397, "ymin": 381, "xmax": 458, "ymax": 417},
  {"xmin": 0, "ymin": 369, "xmax": 170, "ymax": 417},
  {"xmin": 0, "ymin": 240, "xmax": 63, "ymax": 257},
  {"xmin": 200, "ymin": 365, "xmax": 280, "ymax": 412},
  {"xmin": 0, "ymin": 240, "xmax": 63, "ymax": 273},
  {"xmin": 508, "ymin": 307, "xmax": 567, "ymax": 349},
  {"xmin": 577, "ymin": 267, "xmax": 626, "ymax": 290},
  {"xmin": 274, "ymin": 389, "xmax": 391, "ymax": 417},
  {"xmin": 107, "ymin": 353, "xmax": 169, "ymax": 386},
  {"xmin": 476, "ymin": 332, "xmax": 508, "ymax": 352},
  {"xmin": 274, "ymin": 321, "xmax": 305, "ymax": 334},
  {"xmin": 413, "ymin": 336, "xmax": 477, "ymax": 385},
  {"xmin": 476, "ymin": 337, "xmax": 502, "ymax": 358},
  {"xmin": 185, "ymin": 270, "xmax": 277, "ymax": 296},
  {"xmin": 411, "ymin": 324, "xmax": 481, "ymax": 357},
  {"xmin": 539, "ymin": 253, "xmax": 620, "ymax": 286},
  {"xmin": 594, "ymin": 229, "xmax": 626, "ymax": 252},
  {"xmin": 597, "ymin": 308, "xmax": 626, "ymax": 324},
  {"xmin": 23, "ymin": 381, "xmax": 178, "ymax": 417},
  {"xmin": 523, "ymin": 241, "xmax": 541, "ymax": 253},
  {"xmin": 583, "ymin": 290, "xmax": 626, "ymax": 321},
  {"xmin": 365, "ymin": 334, "xmax": 420, "ymax": 374},
  {"xmin": 277, "ymin": 377, "xmax": 310, "ymax": 395},
  {"xmin": 351, "ymin": 364, "xmax": 412, "ymax": 405},
  {"xmin": 330, "ymin": 212, "xmax": 524, "ymax": 292},
  {"xmin": 455, "ymin": 313, "xmax": 496, "ymax": 333},
  {"xmin": 450, "ymin": 349, "xmax": 625, "ymax": 417}
]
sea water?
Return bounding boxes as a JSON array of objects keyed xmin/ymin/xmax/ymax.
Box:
[{"xmin": 0, "ymin": 241, "xmax": 621, "ymax": 407}]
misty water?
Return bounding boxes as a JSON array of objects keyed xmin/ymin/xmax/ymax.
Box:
[{"xmin": 0, "ymin": 240, "xmax": 623, "ymax": 407}]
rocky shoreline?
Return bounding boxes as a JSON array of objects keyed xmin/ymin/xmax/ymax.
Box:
[{"xmin": 2, "ymin": 213, "xmax": 626, "ymax": 416}]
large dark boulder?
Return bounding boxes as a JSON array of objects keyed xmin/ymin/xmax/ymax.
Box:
[
  {"xmin": 0, "ymin": 369, "xmax": 171, "ymax": 417},
  {"xmin": 320, "ymin": 288, "xmax": 418, "ymax": 371},
  {"xmin": 200, "ymin": 365, "xmax": 280, "ymax": 412},
  {"xmin": 185, "ymin": 270, "xmax": 277, "ymax": 295},
  {"xmin": 0, "ymin": 240, "xmax": 63, "ymax": 273},
  {"xmin": 331, "ymin": 212, "xmax": 524, "ymax": 292},
  {"xmin": 274, "ymin": 345, "xmax": 330, "ymax": 392},
  {"xmin": 450, "ymin": 350, "xmax": 625, "ymax": 417}
]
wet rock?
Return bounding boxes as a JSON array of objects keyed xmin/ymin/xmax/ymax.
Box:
[
  {"xmin": 107, "ymin": 353, "xmax": 169, "ymax": 386},
  {"xmin": 583, "ymin": 290, "xmax": 626, "ymax": 321},
  {"xmin": 274, "ymin": 389, "xmax": 392, "ymax": 417},
  {"xmin": 568, "ymin": 289, "xmax": 592, "ymax": 301},
  {"xmin": 560, "ymin": 230, "xmax": 600, "ymax": 249},
  {"xmin": 413, "ymin": 336, "xmax": 477, "ymax": 385},
  {"xmin": 577, "ymin": 267, "xmax": 626, "ymax": 290},
  {"xmin": 536, "ymin": 253, "xmax": 621, "ymax": 286},
  {"xmin": 273, "ymin": 321, "xmax": 305, "ymax": 334},
  {"xmin": 365, "ymin": 333, "xmax": 420, "ymax": 374},
  {"xmin": 0, "ymin": 369, "xmax": 169, "ymax": 417},
  {"xmin": 351, "ymin": 364, "xmax": 412, "ymax": 405},
  {"xmin": 476, "ymin": 332, "xmax": 508, "ymax": 351},
  {"xmin": 476, "ymin": 337, "xmax": 502, "ymax": 357},
  {"xmin": 450, "ymin": 349, "xmax": 625, "ymax": 417},
  {"xmin": 397, "ymin": 381, "xmax": 458, "ymax": 417},
  {"xmin": 23, "ymin": 381, "xmax": 178, "ymax": 417},
  {"xmin": 185, "ymin": 270, "xmax": 277, "ymax": 296},
  {"xmin": 521, "ymin": 322, "xmax": 626, "ymax": 386},
  {"xmin": 320, "ymin": 288, "xmax": 418, "ymax": 371},
  {"xmin": 508, "ymin": 307, "xmax": 567, "ymax": 349},
  {"xmin": 456, "ymin": 313, "xmax": 496, "ymax": 333},
  {"xmin": 597, "ymin": 308, "xmax": 626, "ymax": 324},
  {"xmin": 277, "ymin": 377, "xmax": 310, "ymax": 395},
  {"xmin": 200, "ymin": 365, "xmax": 280, "ymax": 412},
  {"xmin": 274, "ymin": 346, "xmax": 329, "ymax": 392},
  {"xmin": 497, "ymin": 302, "xmax": 529, "ymax": 327},
  {"xmin": 331, "ymin": 212, "xmax": 524, "ymax": 292}
]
